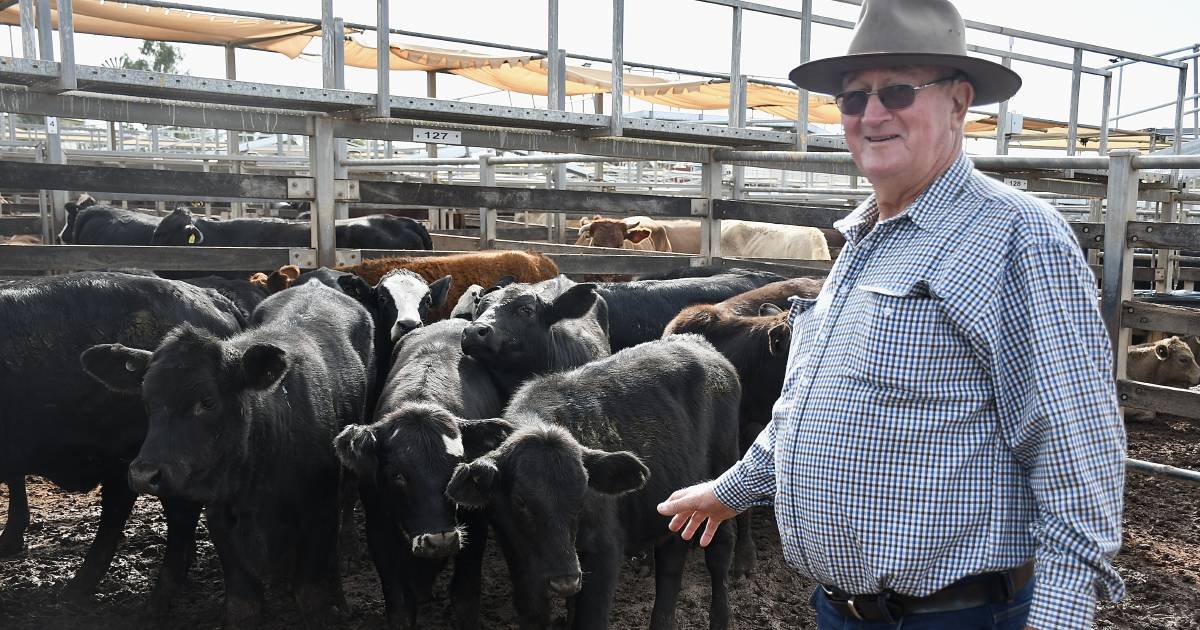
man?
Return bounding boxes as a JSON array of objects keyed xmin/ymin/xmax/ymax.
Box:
[{"xmin": 657, "ymin": 1, "xmax": 1126, "ymax": 628}]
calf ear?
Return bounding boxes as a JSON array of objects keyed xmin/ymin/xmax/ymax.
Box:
[
  {"xmin": 581, "ymin": 448, "xmax": 650, "ymax": 496},
  {"xmin": 64, "ymin": 202, "xmax": 79, "ymax": 215},
  {"xmin": 545, "ymin": 283, "xmax": 598, "ymax": 324},
  {"xmin": 493, "ymin": 275, "xmax": 517, "ymax": 289},
  {"xmin": 767, "ymin": 322, "xmax": 791, "ymax": 356},
  {"xmin": 759, "ymin": 303, "xmax": 784, "ymax": 316},
  {"xmin": 240, "ymin": 344, "xmax": 288, "ymax": 390},
  {"xmin": 333, "ymin": 424, "xmax": 378, "ymax": 480},
  {"xmin": 459, "ymin": 418, "xmax": 515, "ymax": 459},
  {"xmin": 626, "ymin": 227, "xmax": 652, "ymax": 244},
  {"xmin": 279, "ymin": 265, "xmax": 301, "ymax": 281},
  {"xmin": 1156, "ymin": 343, "xmax": 1171, "ymax": 360},
  {"xmin": 81, "ymin": 344, "xmax": 153, "ymax": 393},
  {"xmin": 429, "ymin": 275, "xmax": 453, "ymax": 308},
  {"xmin": 446, "ymin": 459, "xmax": 499, "ymax": 508},
  {"xmin": 184, "ymin": 224, "xmax": 204, "ymax": 245},
  {"xmin": 337, "ymin": 274, "xmax": 375, "ymax": 303}
]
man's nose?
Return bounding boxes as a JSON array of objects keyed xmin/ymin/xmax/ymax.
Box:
[{"xmin": 859, "ymin": 92, "xmax": 894, "ymax": 125}]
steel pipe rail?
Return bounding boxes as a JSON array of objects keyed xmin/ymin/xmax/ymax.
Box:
[
  {"xmin": 1132, "ymin": 155, "xmax": 1200, "ymax": 169},
  {"xmin": 1126, "ymin": 458, "xmax": 1200, "ymax": 484}
]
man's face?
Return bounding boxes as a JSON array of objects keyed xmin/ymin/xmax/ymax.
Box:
[{"xmin": 841, "ymin": 66, "xmax": 970, "ymax": 190}]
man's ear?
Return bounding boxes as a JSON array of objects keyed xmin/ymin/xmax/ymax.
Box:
[
  {"xmin": 458, "ymin": 418, "xmax": 514, "ymax": 459},
  {"xmin": 333, "ymin": 424, "xmax": 378, "ymax": 480},
  {"xmin": 581, "ymin": 448, "xmax": 649, "ymax": 496},
  {"xmin": 544, "ymin": 283, "xmax": 598, "ymax": 324},
  {"xmin": 950, "ymin": 78, "xmax": 974, "ymax": 118},
  {"xmin": 337, "ymin": 274, "xmax": 375, "ymax": 303},
  {"xmin": 446, "ymin": 459, "xmax": 499, "ymax": 508},
  {"xmin": 80, "ymin": 344, "xmax": 153, "ymax": 393},
  {"xmin": 240, "ymin": 344, "xmax": 288, "ymax": 390},
  {"xmin": 429, "ymin": 275, "xmax": 453, "ymax": 308}
]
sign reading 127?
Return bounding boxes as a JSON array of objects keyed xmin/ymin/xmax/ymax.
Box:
[{"xmin": 412, "ymin": 128, "xmax": 462, "ymax": 145}]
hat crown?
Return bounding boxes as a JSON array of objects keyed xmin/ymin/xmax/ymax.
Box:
[{"xmin": 848, "ymin": 0, "xmax": 968, "ymax": 58}]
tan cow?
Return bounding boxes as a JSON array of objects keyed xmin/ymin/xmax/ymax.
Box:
[
  {"xmin": 653, "ymin": 219, "xmax": 830, "ymax": 260},
  {"xmin": 1127, "ymin": 336, "xmax": 1200, "ymax": 387},
  {"xmin": 575, "ymin": 215, "xmax": 672, "ymax": 252}
]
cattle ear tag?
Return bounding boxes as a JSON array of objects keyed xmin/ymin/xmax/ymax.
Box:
[
  {"xmin": 187, "ymin": 234, "xmax": 197, "ymax": 244},
  {"xmin": 124, "ymin": 360, "xmax": 138, "ymax": 372}
]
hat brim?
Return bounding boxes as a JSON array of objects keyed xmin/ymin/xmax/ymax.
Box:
[{"xmin": 788, "ymin": 53, "xmax": 1022, "ymax": 107}]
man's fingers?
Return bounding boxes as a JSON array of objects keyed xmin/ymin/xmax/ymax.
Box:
[
  {"xmin": 657, "ymin": 489, "xmax": 694, "ymax": 516},
  {"xmin": 699, "ymin": 516, "xmax": 722, "ymax": 547},
  {"xmin": 667, "ymin": 511, "xmax": 692, "ymax": 533},
  {"xmin": 680, "ymin": 512, "xmax": 704, "ymax": 541}
]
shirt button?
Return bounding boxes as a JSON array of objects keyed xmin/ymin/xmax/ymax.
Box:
[
  {"xmin": 882, "ymin": 306, "xmax": 895, "ymax": 318},
  {"xmin": 798, "ymin": 376, "xmax": 811, "ymax": 387}
]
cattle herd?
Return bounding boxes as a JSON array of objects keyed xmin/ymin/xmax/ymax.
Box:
[
  {"xmin": 0, "ymin": 197, "xmax": 828, "ymax": 630},
  {"xmin": 4, "ymin": 196, "xmax": 1197, "ymax": 629}
]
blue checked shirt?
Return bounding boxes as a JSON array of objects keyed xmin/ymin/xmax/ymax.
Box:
[{"xmin": 714, "ymin": 153, "xmax": 1125, "ymax": 630}]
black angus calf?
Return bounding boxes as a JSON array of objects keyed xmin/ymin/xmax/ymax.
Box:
[
  {"xmin": 447, "ymin": 334, "xmax": 741, "ymax": 630},
  {"xmin": 335, "ymin": 319, "xmax": 509, "ymax": 629},
  {"xmin": 0, "ymin": 272, "xmax": 244, "ymax": 609},
  {"xmin": 82, "ymin": 282, "xmax": 375, "ymax": 628},
  {"xmin": 59, "ymin": 194, "xmax": 161, "ymax": 244},
  {"xmin": 152, "ymin": 207, "xmax": 432, "ymax": 250},
  {"xmin": 461, "ymin": 281, "xmax": 610, "ymax": 398}
]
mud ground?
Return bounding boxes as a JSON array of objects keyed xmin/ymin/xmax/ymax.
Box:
[{"xmin": 1, "ymin": 416, "xmax": 1196, "ymax": 629}]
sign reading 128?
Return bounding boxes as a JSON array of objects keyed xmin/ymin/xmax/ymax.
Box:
[{"xmin": 412, "ymin": 128, "xmax": 462, "ymax": 145}]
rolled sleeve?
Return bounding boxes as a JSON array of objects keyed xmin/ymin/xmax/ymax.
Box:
[
  {"xmin": 713, "ymin": 417, "xmax": 778, "ymax": 512},
  {"xmin": 993, "ymin": 238, "xmax": 1126, "ymax": 627}
]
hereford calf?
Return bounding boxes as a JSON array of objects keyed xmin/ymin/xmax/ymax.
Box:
[
  {"xmin": 83, "ymin": 282, "xmax": 374, "ymax": 628},
  {"xmin": 342, "ymin": 250, "xmax": 560, "ymax": 320},
  {"xmin": 447, "ymin": 335, "xmax": 740, "ymax": 630}
]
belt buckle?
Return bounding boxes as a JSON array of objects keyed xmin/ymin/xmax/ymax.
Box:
[
  {"xmin": 845, "ymin": 597, "xmax": 865, "ymax": 621},
  {"xmin": 822, "ymin": 586, "xmax": 865, "ymax": 621}
]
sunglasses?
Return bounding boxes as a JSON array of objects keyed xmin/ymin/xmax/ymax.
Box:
[{"xmin": 834, "ymin": 75, "xmax": 960, "ymax": 116}]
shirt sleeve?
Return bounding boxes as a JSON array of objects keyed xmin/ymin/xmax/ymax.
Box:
[
  {"xmin": 712, "ymin": 416, "xmax": 778, "ymax": 512},
  {"xmin": 991, "ymin": 237, "xmax": 1126, "ymax": 630}
]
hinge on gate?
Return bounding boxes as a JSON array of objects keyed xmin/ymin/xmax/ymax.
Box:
[
  {"xmin": 287, "ymin": 178, "xmax": 315, "ymax": 200},
  {"xmin": 288, "ymin": 248, "xmax": 362, "ymax": 269}
]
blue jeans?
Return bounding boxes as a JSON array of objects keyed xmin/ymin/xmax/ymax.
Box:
[{"xmin": 812, "ymin": 576, "xmax": 1034, "ymax": 630}]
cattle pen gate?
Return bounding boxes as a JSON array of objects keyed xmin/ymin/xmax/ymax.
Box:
[{"xmin": 1, "ymin": 0, "xmax": 1200, "ymax": 486}]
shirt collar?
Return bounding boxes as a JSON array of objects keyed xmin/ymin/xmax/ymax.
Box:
[{"xmin": 834, "ymin": 152, "xmax": 974, "ymax": 241}]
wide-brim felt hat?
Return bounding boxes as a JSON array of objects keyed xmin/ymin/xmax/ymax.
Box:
[{"xmin": 788, "ymin": 0, "xmax": 1021, "ymax": 106}]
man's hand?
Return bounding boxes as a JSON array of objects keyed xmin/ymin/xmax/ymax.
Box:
[{"xmin": 656, "ymin": 481, "xmax": 738, "ymax": 547}]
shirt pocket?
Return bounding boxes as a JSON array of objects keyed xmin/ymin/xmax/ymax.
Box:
[{"xmin": 841, "ymin": 279, "xmax": 985, "ymax": 400}]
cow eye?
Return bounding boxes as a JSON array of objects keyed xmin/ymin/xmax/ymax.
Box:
[
  {"xmin": 518, "ymin": 305, "xmax": 535, "ymax": 317},
  {"xmin": 391, "ymin": 471, "xmax": 407, "ymax": 486},
  {"xmin": 193, "ymin": 398, "xmax": 216, "ymax": 415}
]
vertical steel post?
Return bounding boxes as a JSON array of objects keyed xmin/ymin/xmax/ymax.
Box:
[
  {"xmin": 1067, "ymin": 48, "xmax": 1082, "ymax": 159},
  {"xmin": 1099, "ymin": 73, "xmax": 1112, "ymax": 155},
  {"xmin": 1087, "ymin": 197, "xmax": 1103, "ymax": 267},
  {"xmin": 331, "ymin": 16, "xmax": 348, "ymax": 221},
  {"xmin": 478, "ymin": 155, "xmax": 496, "ymax": 249},
  {"xmin": 548, "ymin": 0, "xmax": 560, "ymax": 108},
  {"xmin": 609, "ymin": 0, "xmax": 623, "ymax": 137},
  {"xmin": 376, "ymin": 0, "xmax": 390, "ymax": 118},
  {"xmin": 995, "ymin": 39, "xmax": 1013, "ymax": 155},
  {"xmin": 35, "ymin": 0, "xmax": 64, "ymax": 235},
  {"xmin": 728, "ymin": 5, "xmax": 742, "ymax": 129},
  {"xmin": 18, "ymin": 0, "xmax": 35, "ymax": 59},
  {"xmin": 795, "ymin": 0, "xmax": 811, "ymax": 150},
  {"xmin": 225, "ymin": 45, "xmax": 243, "ymax": 218},
  {"xmin": 1193, "ymin": 45, "xmax": 1199, "ymax": 143},
  {"xmin": 321, "ymin": 0, "xmax": 337, "ymax": 90},
  {"xmin": 56, "ymin": 0, "xmax": 75, "ymax": 91},
  {"xmin": 593, "ymin": 94, "xmax": 605, "ymax": 181},
  {"xmin": 732, "ymin": 77, "xmax": 747, "ymax": 200},
  {"xmin": 1171, "ymin": 67, "xmax": 1187, "ymax": 184},
  {"xmin": 312, "ymin": 116, "xmax": 338, "ymax": 268},
  {"xmin": 1101, "ymin": 149, "xmax": 1139, "ymax": 382},
  {"xmin": 700, "ymin": 162, "xmax": 722, "ymax": 265}
]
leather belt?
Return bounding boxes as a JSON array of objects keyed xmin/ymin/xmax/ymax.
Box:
[{"xmin": 821, "ymin": 562, "xmax": 1034, "ymax": 624}]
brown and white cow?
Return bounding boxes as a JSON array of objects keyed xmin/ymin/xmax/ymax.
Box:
[
  {"xmin": 1127, "ymin": 336, "xmax": 1200, "ymax": 388},
  {"xmin": 575, "ymin": 215, "xmax": 673, "ymax": 252},
  {"xmin": 652, "ymin": 219, "xmax": 831, "ymax": 260}
]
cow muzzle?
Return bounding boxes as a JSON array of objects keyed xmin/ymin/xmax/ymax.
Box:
[
  {"xmin": 546, "ymin": 573, "xmax": 582, "ymax": 598},
  {"xmin": 128, "ymin": 461, "xmax": 166, "ymax": 495},
  {"xmin": 461, "ymin": 323, "xmax": 499, "ymax": 356},
  {"xmin": 411, "ymin": 530, "xmax": 461, "ymax": 558}
]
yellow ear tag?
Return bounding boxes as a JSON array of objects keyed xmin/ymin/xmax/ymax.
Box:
[{"xmin": 187, "ymin": 234, "xmax": 197, "ymax": 244}]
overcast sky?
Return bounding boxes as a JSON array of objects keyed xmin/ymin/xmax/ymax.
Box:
[{"xmin": 5, "ymin": 0, "xmax": 1198, "ymax": 138}]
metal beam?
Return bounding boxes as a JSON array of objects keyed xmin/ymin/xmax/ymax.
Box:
[
  {"xmin": 1101, "ymin": 149, "xmax": 1139, "ymax": 382},
  {"xmin": 795, "ymin": 0, "xmax": 811, "ymax": 150},
  {"xmin": 609, "ymin": 0, "xmax": 624, "ymax": 137},
  {"xmin": 311, "ymin": 116, "xmax": 337, "ymax": 267},
  {"xmin": 357, "ymin": 180, "xmax": 696, "ymax": 217},
  {"xmin": 18, "ymin": 0, "xmax": 34, "ymax": 59},
  {"xmin": 728, "ymin": 5, "xmax": 742, "ymax": 130},
  {"xmin": 0, "ymin": 161, "xmax": 296, "ymax": 200},
  {"xmin": 376, "ymin": 0, "xmax": 390, "ymax": 118},
  {"xmin": 56, "ymin": 0, "xmax": 76, "ymax": 91}
]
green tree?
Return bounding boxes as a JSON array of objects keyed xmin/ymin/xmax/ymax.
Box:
[{"xmin": 102, "ymin": 40, "xmax": 184, "ymax": 74}]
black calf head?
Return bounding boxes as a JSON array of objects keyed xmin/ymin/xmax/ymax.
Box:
[
  {"xmin": 334, "ymin": 405, "xmax": 511, "ymax": 558},
  {"xmin": 152, "ymin": 207, "xmax": 204, "ymax": 246},
  {"xmin": 81, "ymin": 325, "xmax": 286, "ymax": 502},
  {"xmin": 58, "ymin": 193, "xmax": 96, "ymax": 244},
  {"xmin": 445, "ymin": 423, "xmax": 647, "ymax": 599},
  {"xmin": 460, "ymin": 282, "xmax": 597, "ymax": 367},
  {"xmin": 338, "ymin": 270, "xmax": 452, "ymax": 342}
]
